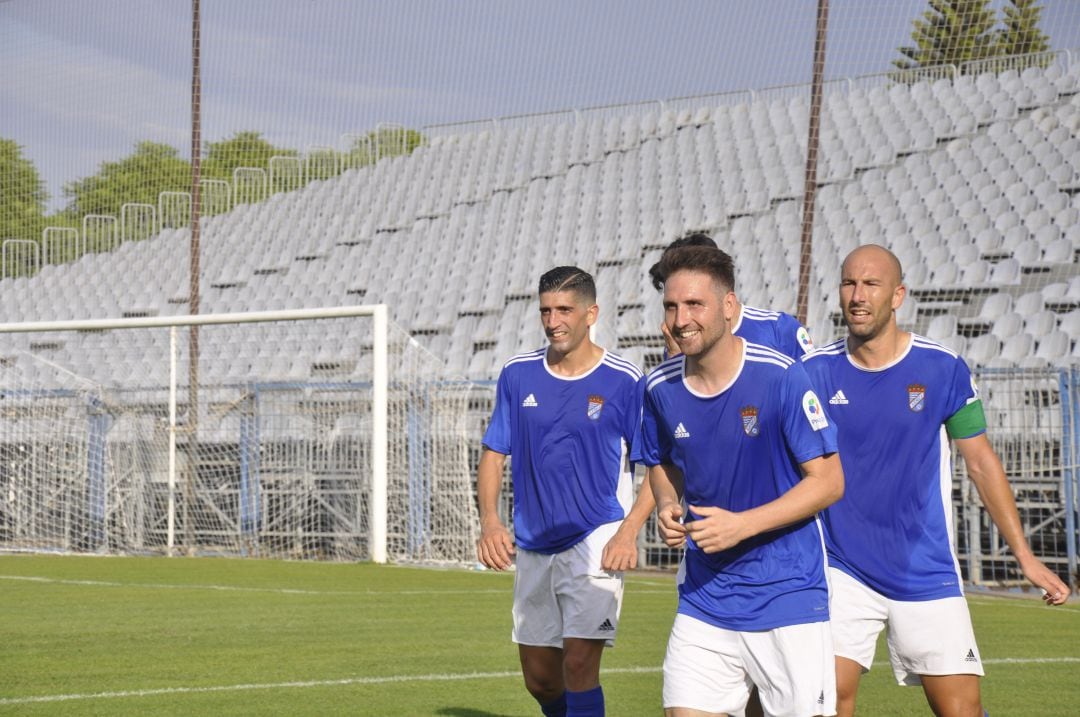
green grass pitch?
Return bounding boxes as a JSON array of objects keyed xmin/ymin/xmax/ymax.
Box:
[{"xmin": 0, "ymin": 555, "xmax": 1076, "ymax": 716}]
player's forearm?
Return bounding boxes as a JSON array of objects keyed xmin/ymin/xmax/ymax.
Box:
[
  {"xmin": 620, "ymin": 471, "xmax": 657, "ymax": 532},
  {"xmin": 968, "ymin": 461, "xmax": 1036, "ymax": 561},
  {"xmin": 648, "ymin": 464, "xmax": 681, "ymax": 511},
  {"xmin": 960, "ymin": 437, "xmax": 1037, "ymax": 561},
  {"xmin": 476, "ymin": 451, "xmax": 506, "ymax": 525},
  {"xmin": 740, "ymin": 454, "xmax": 843, "ymax": 537}
]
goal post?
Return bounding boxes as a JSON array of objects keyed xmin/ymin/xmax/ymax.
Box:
[{"xmin": 0, "ymin": 305, "xmax": 477, "ymax": 565}]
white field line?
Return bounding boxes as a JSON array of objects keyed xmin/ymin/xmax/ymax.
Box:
[
  {"xmin": 0, "ymin": 573, "xmax": 681, "ymax": 597},
  {"xmin": 5, "ymin": 575, "xmax": 1073, "ymax": 604},
  {"xmin": 967, "ymin": 597, "xmax": 1079, "ymax": 613},
  {"xmin": 0, "ymin": 574, "xmax": 506, "ymax": 596},
  {"xmin": 3, "ymin": 659, "xmax": 1080, "ymax": 706}
]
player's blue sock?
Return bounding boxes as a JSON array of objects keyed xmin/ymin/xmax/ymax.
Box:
[
  {"xmin": 539, "ymin": 691, "xmax": 566, "ymax": 717},
  {"xmin": 566, "ymin": 685, "xmax": 604, "ymax": 716}
]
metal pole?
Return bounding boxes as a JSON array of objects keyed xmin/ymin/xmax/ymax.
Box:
[
  {"xmin": 1066, "ymin": 367, "xmax": 1079, "ymax": 587},
  {"xmin": 186, "ymin": 0, "xmax": 202, "ymax": 555},
  {"xmin": 371, "ymin": 305, "xmax": 389, "ymax": 563},
  {"xmin": 796, "ymin": 0, "xmax": 830, "ymax": 327},
  {"xmin": 168, "ymin": 326, "xmax": 177, "ymax": 556}
]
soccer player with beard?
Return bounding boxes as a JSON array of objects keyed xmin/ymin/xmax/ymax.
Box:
[
  {"xmin": 477, "ymin": 266, "xmax": 651, "ymax": 717},
  {"xmin": 643, "ymin": 246, "xmax": 844, "ymax": 717},
  {"xmin": 802, "ymin": 244, "xmax": 1069, "ymax": 717}
]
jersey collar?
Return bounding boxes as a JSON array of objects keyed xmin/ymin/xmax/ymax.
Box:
[
  {"xmin": 682, "ymin": 338, "xmax": 746, "ymax": 398},
  {"xmin": 543, "ymin": 348, "xmax": 607, "ymax": 381},
  {"xmin": 845, "ymin": 333, "xmax": 913, "ymax": 373}
]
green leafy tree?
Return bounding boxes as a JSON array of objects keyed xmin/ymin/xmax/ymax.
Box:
[
  {"xmin": 894, "ymin": 0, "xmax": 998, "ymax": 71},
  {"xmin": 996, "ymin": 0, "xmax": 1050, "ymax": 58},
  {"xmin": 62, "ymin": 141, "xmax": 190, "ymax": 219},
  {"xmin": 0, "ymin": 138, "xmax": 48, "ymax": 244},
  {"xmin": 201, "ymin": 131, "xmax": 296, "ymax": 182},
  {"xmin": 346, "ymin": 127, "xmax": 425, "ymax": 168}
]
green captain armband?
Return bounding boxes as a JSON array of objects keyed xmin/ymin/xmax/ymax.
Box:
[{"xmin": 945, "ymin": 399, "xmax": 987, "ymax": 439}]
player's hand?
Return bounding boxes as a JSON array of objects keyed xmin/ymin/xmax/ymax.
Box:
[
  {"xmin": 1017, "ymin": 554, "xmax": 1070, "ymax": 605},
  {"xmin": 660, "ymin": 322, "xmax": 679, "ymax": 358},
  {"xmin": 601, "ymin": 524, "xmax": 638, "ymax": 572},
  {"xmin": 657, "ymin": 502, "xmax": 688, "ymax": 548},
  {"xmin": 477, "ymin": 519, "xmax": 515, "ymax": 571},
  {"xmin": 685, "ymin": 505, "xmax": 749, "ymax": 553}
]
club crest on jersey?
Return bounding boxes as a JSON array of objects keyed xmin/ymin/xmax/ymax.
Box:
[
  {"xmin": 587, "ymin": 394, "xmax": 604, "ymax": 420},
  {"xmin": 907, "ymin": 383, "xmax": 926, "ymax": 412},
  {"xmin": 740, "ymin": 405, "xmax": 760, "ymax": 437}
]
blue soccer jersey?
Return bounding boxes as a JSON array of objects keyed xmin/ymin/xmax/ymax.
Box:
[
  {"xmin": 802, "ymin": 335, "xmax": 985, "ymax": 601},
  {"xmin": 482, "ymin": 348, "xmax": 645, "ymax": 555},
  {"xmin": 641, "ymin": 341, "xmax": 839, "ymax": 631},
  {"xmin": 733, "ymin": 305, "xmax": 815, "ymax": 358}
]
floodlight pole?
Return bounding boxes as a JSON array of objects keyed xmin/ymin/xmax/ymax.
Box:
[
  {"xmin": 796, "ymin": 0, "xmax": 830, "ymax": 327},
  {"xmin": 186, "ymin": 0, "xmax": 203, "ymax": 555}
]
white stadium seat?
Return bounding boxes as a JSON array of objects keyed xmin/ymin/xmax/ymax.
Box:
[{"xmin": 965, "ymin": 334, "xmax": 1002, "ymax": 367}]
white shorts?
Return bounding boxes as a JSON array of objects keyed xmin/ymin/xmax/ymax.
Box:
[
  {"xmin": 829, "ymin": 567, "xmax": 984, "ymax": 686},
  {"xmin": 663, "ymin": 614, "xmax": 836, "ymax": 717},
  {"xmin": 511, "ymin": 521, "xmax": 625, "ymax": 648}
]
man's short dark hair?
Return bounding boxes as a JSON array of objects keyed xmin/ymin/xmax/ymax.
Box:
[
  {"xmin": 649, "ymin": 233, "xmax": 720, "ymax": 291},
  {"xmin": 654, "ymin": 246, "xmax": 736, "ymax": 295},
  {"xmin": 538, "ymin": 266, "xmax": 597, "ymax": 304}
]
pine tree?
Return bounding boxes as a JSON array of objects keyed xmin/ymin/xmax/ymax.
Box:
[
  {"xmin": 996, "ymin": 0, "xmax": 1050, "ymax": 58},
  {"xmin": 894, "ymin": 0, "xmax": 998, "ymax": 71}
]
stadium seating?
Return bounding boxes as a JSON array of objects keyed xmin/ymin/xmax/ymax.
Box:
[{"xmin": 3, "ymin": 54, "xmax": 1079, "ymax": 384}]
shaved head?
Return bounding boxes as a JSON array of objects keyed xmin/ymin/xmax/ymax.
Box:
[
  {"xmin": 839, "ymin": 243, "xmax": 907, "ymax": 344},
  {"xmin": 842, "ymin": 244, "xmax": 903, "ymax": 288}
]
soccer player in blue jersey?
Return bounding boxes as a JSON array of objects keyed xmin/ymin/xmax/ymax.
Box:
[
  {"xmin": 643, "ymin": 245, "xmax": 844, "ymax": 717},
  {"xmin": 476, "ymin": 266, "xmax": 652, "ymax": 717},
  {"xmin": 802, "ymin": 244, "xmax": 1070, "ymax": 717},
  {"xmin": 650, "ymin": 234, "xmax": 814, "ymax": 360},
  {"xmin": 650, "ymin": 234, "xmax": 815, "ymax": 717}
]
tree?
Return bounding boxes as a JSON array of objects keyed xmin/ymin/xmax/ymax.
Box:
[
  {"xmin": 996, "ymin": 0, "xmax": 1050, "ymax": 58},
  {"xmin": 201, "ymin": 131, "xmax": 296, "ymax": 182},
  {"xmin": 0, "ymin": 138, "xmax": 48, "ymax": 244},
  {"xmin": 894, "ymin": 0, "xmax": 998, "ymax": 71},
  {"xmin": 62, "ymin": 141, "xmax": 190, "ymax": 219},
  {"xmin": 346, "ymin": 127, "xmax": 425, "ymax": 168}
]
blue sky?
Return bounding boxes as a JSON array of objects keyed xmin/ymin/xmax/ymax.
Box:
[{"xmin": 3, "ymin": 0, "xmax": 1079, "ymax": 211}]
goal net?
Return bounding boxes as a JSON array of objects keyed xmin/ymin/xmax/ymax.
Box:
[{"xmin": 0, "ymin": 307, "xmax": 479, "ymax": 565}]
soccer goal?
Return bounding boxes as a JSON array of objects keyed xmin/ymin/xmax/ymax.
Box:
[{"xmin": 0, "ymin": 306, "xmax": 479, "ymax": 565}]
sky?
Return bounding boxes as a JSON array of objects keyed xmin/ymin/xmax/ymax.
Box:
[{"xmin": 3, "ymin": 0, "xmax": 1080, "ymax": 212}]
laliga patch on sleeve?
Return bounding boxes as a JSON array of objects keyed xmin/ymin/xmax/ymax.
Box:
[
  {"xmin": 797, "ymin": 326, "xmax": 814, "ymax": 351},
  {"xmin": 802, "ymin": 390, "xmax": 829, "ymax": 431}
]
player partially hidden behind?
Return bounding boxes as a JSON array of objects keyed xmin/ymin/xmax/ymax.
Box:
[
  {"xmin": 649, "ymin": 233, "xmax": 814, "ymax": 360},
  {"xmin": 643, "ymin": 246, "xmax": 844, "ymax": 716},
  {"xmin": 801, "ymin": 244, "xmax": 1070, "ymax": 717},
  {"xmin": 476, "ymin": 266, "xmax": 651, "ymax": 717}
]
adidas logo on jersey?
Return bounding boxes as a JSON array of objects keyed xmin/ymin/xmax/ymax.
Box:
[
  {"xmin": 964, "ymin": 648, "xmax": 978, "ymax": 663},
  {"xmin": 597, "ymin": 619, "xmax": 615, "ymax": 632},
  {"xmin": 522, "ymin": 394, "xmax": 538, "ymax": 407},
  {"xmin": 674, "ymin": 423, "xmax": 690, "ymax": 439},
  {"xmin": 829, "ymin": 390, "xmax": 849, "ymax": 405}
]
